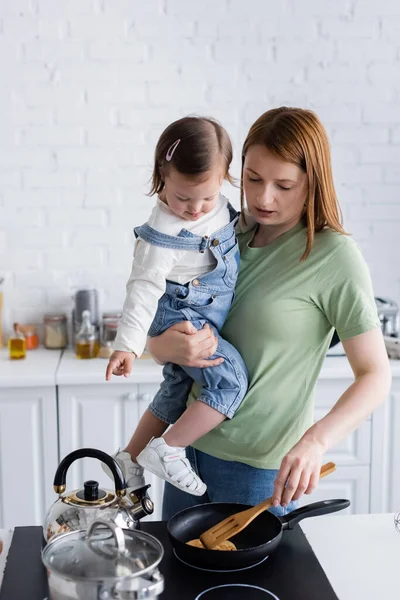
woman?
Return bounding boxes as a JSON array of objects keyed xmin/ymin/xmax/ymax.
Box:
[{"xmin": 146, "ymin": 107, "xmax": 391, "ymax": 519}]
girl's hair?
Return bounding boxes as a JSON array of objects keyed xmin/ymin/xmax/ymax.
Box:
[
  {"xmin": 241, "ymin": 107, "xmax": 347, "ymax": 260},
  {"xmin": 149, "ymin": 116, "xmax": 235, "ymax": 195}
]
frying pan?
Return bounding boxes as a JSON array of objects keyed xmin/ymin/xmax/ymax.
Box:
[{"xmin": 167, "ymin": 498, "xmax": 350, "ymax": 570}]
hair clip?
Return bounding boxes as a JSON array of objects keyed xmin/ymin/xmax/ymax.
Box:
[{"xmin": 165, "ymin": 139, "xmax": 181, "ymax": 161}]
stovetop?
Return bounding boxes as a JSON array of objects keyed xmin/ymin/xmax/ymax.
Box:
[{"xmin": 0, "ymin": 522, "xmax": 338, "ymax": 600}]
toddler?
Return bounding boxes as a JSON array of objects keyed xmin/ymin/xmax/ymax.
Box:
[{"xmin": 105, "ymin": 116, "xmax": 248, "ymax": 496}]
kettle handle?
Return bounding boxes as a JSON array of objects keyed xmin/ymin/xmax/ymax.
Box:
[{"xmin": 53, "ymin": 448, "xmax": 127, "ymax": 496}]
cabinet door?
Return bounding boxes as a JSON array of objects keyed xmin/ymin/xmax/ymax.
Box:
[
  {"xmin": 299, "ymin": 466, "xmax": 370, "ymax": 515},
  {"xmin": 138, "ymin": 384, "xmax": 165, "ymax": 522},
  {"xmin": 58, "ymin": 385, "xmax": 139, "ymax": 492},
  {"xmin": 0, "ymin": 387, "xmax": 58, "ymax": 528},
  {"xmin": 386, "ymin": 389, "xmax": 400, "ymax": 513}
]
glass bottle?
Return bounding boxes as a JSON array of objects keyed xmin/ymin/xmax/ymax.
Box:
[
  {"xmin": 8, "ymin": 323, "xmax": 26, "ymax": 360},
  {"xmin": 75, "ymin": 310, "xmax": 99, "ymax": 359},
  {"xmin": 99, "ymin": 316, "xmax": 119, "ymax": 359}
]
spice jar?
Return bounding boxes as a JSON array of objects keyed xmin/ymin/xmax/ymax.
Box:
[
  {"xmin": 8, "ymin": 323, "xmax": 26, "ymax": 360},
  {"xmin": 44, "ymin": 314, "xmax": 68, "ymax": 350},
  {"xmin": 99, "ymin": 316, "xmax": 119, "ymax": 359},
  {"xmin": 18, "ymin": 324, "xmax": 39, "ymax": 350}
]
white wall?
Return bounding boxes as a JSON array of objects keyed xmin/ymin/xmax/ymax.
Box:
[{"xmin": 0, "ymin": 0, "xmax": 400, "ymax": 332}]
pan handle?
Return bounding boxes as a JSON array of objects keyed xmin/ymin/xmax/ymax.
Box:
[{"xmin": 280, "ymin": 499, "xmax": 350, "ymax": 530}]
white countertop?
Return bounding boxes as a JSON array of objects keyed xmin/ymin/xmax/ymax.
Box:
[
  {"xmin": 301, "ymin": 512, "xmax": 399, "ymax": 600},
  {"xmin": 0, "ymin": 347, "xmax": 61, "ymax": 388},
  {"xmin": 1, "ymin": 513, "xmax": 399, "ymax": 597},
  {"xmin": 56, "ymin": 349, "xmax": 164, "ymax": 385},
  {"xmin": 1, "ymin": 347, "xmax": 400, "ymax": 388}
]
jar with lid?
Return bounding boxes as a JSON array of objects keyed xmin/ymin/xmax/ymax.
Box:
[
  {"xmin": 44, "ymin": 314, "xmax": 68, "ymax": 350},
  {"xmin": 99, "ymin": 316, "xmax": 119, "ymax": 359},
  {"xmin": 75, "ymin": 310, "xmax": 99, "ymax": 359}
]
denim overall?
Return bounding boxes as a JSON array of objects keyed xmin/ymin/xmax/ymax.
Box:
[{"xmin": 134, "ymin": 202, "xmax": 248, "ymax": 424}]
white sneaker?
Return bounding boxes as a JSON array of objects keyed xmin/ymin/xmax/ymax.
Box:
[
  {"xmin": 102, "ymin": 449, "xmax": 146, "ymax": 491},
  {"xmin": 136, "ymin": 438, "xmax": 207, "ymax": 496}
]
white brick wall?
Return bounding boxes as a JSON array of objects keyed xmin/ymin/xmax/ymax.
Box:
[{"xmin": 0, "ymin": 0, "xmax": 400, "ymax": 333}]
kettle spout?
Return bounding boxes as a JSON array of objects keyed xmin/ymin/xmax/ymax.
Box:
[{"xmin": 129, "ymin": 484, "xmax": 154, "ymax": 521}]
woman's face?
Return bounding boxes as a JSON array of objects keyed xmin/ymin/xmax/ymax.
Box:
[{"xmin": 243, "ymin": 145, "xmax": 308, "ymax": 229}]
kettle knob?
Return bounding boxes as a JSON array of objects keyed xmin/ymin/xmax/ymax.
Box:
[
  {"xmin": 75, "ymin": 480, "xmax": 107, "ymax": 502},
  {"xmin": 85, "ymin": 480, "xmax": 98, "ymax": 500}
]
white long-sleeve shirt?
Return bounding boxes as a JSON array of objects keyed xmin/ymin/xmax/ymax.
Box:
[{"xmin": 114, "ymin": 195, "xmax": 231, "ymax": 356}]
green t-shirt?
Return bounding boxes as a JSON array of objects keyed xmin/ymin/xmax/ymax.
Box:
[{"xmin": 190, "ymin": 222, "xmax": 381, "ymax": 469}]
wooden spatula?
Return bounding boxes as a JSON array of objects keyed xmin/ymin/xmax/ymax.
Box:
[{"xmin": 200, "ymin": 461, "xmax": 336, "ymax": 549}]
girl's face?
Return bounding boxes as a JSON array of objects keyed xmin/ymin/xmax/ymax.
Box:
[
  {"xmin": 243, "ymin": 145, "xmax": 308, "ymax": 229},
  {"xmin": 162, "ymin": 165, "xmax": 224, "ymax": 221}
]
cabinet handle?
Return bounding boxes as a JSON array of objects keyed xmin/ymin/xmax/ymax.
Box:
[
  {"xmin": 126, "ymin": 393, "xmax": 137, "ymax": 402},
  {"xmin": 139, "ymin": 393, "xmax": 151, "ymax": 404}
]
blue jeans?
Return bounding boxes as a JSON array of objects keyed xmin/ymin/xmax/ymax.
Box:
[
  {"xmin": 136, "ymin": 203, "xmax": 248, "ymax": 424},
  {"xmin": 162, "ymin": 447, "xmax": 298, "ymax": 520}
]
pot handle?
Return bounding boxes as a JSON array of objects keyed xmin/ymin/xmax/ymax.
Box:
[
  {"xmin": 280, "ymin": 499, "xmax": 350, "ymax": 530},
  {"xmin": 87, "ymin": 519, "xmax": 126, "ymax": 555},
  {"xmin": 112, "ymin": 571, "xmax": 164, "ymax": 599},
  {"xmin": 53, "ymin": 448, "xmax": 126, "ymax": 496}
]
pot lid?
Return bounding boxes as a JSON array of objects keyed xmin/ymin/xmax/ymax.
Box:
[{"xmin": 42, "ymin": 519, "xmax": 163, "ymax": 581}]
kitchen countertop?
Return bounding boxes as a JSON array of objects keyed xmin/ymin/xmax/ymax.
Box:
[
  {"xmin": 56, "ymin": 348, "xmax": 164, "ymax": 385},
  {"xmin": 301, "ymin": 512, "xmax": 399, "ymax": 600},
  {"xmin": 1, "ymin": 347, "xmax": 400, "ymax": 388},
  {"xmin": 0, "ymin": 348, "xmax": 61, "ymax": 388},
  {"xmin": 1, "ymin": 513, "xmax": 398, "ymax": 598}
]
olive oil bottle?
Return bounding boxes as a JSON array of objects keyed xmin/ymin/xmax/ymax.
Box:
[
  {"xmin": 75, "ymin": 310, "xmax": 99, "ymax": 359},
  {"xmin": 8, "ymin": 323, "xmax": 26, "ymax": 360}
]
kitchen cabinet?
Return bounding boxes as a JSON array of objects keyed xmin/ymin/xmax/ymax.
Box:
[
  {"xmin": 374, "ymin": 377, "xmax": 400, "ymax": 514},
  {"xmin": 2, "ymin": 349, "xmax": 400, "ymax": 528},
  {"xmin": 0, "ymin": 349, "xmax": 60, "ymax": 529}
]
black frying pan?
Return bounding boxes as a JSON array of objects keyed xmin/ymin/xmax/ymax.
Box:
[{"xmin": 167, "ymin": 498, "xmax": 350, "ymax": 570}]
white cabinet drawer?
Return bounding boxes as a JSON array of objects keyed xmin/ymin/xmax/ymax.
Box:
[{"xmin": 299, "ymin": 466, "xmax": 370, "ymax": 515}]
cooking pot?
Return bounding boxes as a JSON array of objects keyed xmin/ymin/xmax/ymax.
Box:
[
  {"xmin": 42, "ymin": 518, "xmax": 164, "ymax": 600},
  {"xmin": 44, "ymin": 448, "xmax": 154, "ymax": 541}
]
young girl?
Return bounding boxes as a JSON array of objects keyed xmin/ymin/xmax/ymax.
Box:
[{"xmin": 105, "ymin": 116, "xmax": 248, "ymax": 496}]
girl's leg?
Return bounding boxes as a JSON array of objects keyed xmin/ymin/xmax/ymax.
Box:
[
  {"xmin": 162, "ymin": 332, "xmax": 248, "ymax": 448},
  {"xmin": 163, "ymin": 401, "xmax": 224, "ymax": 447},
  {"xmin": 124, "ymin": 409, "xmax": 168, "ymax": 461},
  {"xmin": 139, "ymin": 334, "xmax": 248, "ymax": 494}
]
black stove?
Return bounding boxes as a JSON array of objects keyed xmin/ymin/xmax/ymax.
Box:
[{"xmin": 0, "ymin": 522, "xmax": 338, "ymax": 600}]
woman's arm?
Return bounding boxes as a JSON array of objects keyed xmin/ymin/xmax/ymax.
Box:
[
  {"xmin": 272, "ymin": 327, "xmax": 391, "ymax": 508},
  {"xmin": 147, "ymin": 322, "xmax": 221, "ymax": 367}
]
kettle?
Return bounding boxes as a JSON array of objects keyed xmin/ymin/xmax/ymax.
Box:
[{"xmin": 44, "ymin": 448, "xmax": 154, "ymax": 542}]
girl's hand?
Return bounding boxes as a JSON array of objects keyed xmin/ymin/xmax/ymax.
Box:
[
  {"xmin": 272, "ymin": 436, "xmax": 326, "ymax": 508},
  {"xmin": 146, "ymin": 321, "xmax": 221, "ymax": 368},
  {"xmin": 106, "ymin": 351, "xmax": 136, "ymax": 381}
]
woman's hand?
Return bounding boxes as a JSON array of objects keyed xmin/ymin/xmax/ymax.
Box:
[
  {"xmin": 146, "ymin": 321, "xmax": 221, "ymax": 368},
  {"xmin": 272, "ymin": 436, "xmax": 326, "ymax": 508}
]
